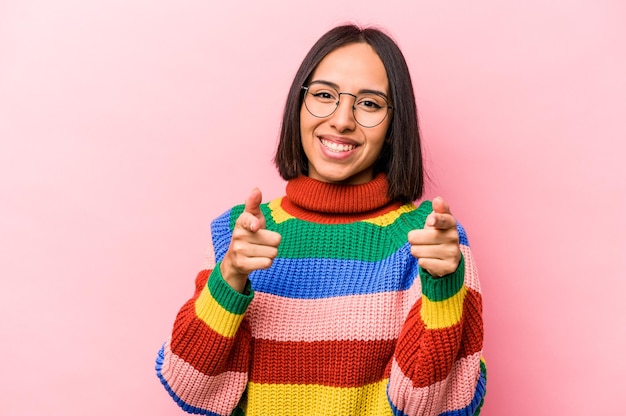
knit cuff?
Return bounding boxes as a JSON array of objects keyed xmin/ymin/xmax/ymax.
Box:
[
  {"xmin": 419, "ymin": 254, "xmax": 465, "ymax": 301},
  {"xmin": 208, "ymin": 262, "xmax": 254, "ymax": 315}
]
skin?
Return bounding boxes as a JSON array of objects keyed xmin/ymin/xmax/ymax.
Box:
[
  {"xmin": 220, "ymin": 187, "xmax": 281, "ymax": 293},
  {"xmin": 221, "ymin": 43, "xmax": 461, "ymax": 292},
  {"xmin": 299, "ymin": 43, "xmax": 391, "ymax": 185},
  {"xmin": 408, "ymin": 196, "xmax": 462, "ymax": 277}
]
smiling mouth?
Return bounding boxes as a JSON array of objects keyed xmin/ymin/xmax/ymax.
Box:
[{"xmin": 320, "ymin": 138, "xmax": 356, "ymax": 153}]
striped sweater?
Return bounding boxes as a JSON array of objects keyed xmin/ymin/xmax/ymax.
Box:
[{"xmin": 156, "ymin": 173, "xmax": 486, "ymax": 415}]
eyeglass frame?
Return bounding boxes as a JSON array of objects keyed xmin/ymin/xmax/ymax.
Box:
[{"xmin": 301, "ymin": 83, "xmax": 394, "ymax": 128}]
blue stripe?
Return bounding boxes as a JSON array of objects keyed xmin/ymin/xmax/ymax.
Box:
[
  {"xmin": 155, "ymin": 345, "xmax": 226, "ymax": 416},
  {"xmin": 388, "ymin": 362, "xmax": 487, "ymax": 416},
  {"xmin": 211, "ymin": 210, "xmax": 233, "ymax": 262},
  {"xmin": 210, "ymin": 206, "xmax": 469, "ymax": 300},
  {"xmin": 457, "ymin": 222, "xmax": 469, "ymax": 246},
  {"xmin": 248, "ymin": 244, "xmax": 419, "ymax": 298}
]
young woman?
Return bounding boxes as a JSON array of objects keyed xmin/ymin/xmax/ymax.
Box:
[{"xmin": 156, "ymin": 24, "xmax": 487, "ymax": 415}]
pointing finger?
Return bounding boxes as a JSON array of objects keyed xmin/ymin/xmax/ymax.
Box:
[
  {"xmin": 239, "ymin": 188, "xmax": 266, "ymax": 232},
  {"xmin": 432, "ymin": 196, "xmax": 451, "ymax": 215},
  {"xmin": 244, "ymin": 188, "xmax": 263, "ymax": 216}
]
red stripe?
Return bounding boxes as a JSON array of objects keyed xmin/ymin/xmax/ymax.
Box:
[
  {"xmin": 170, "ymin": 270, "xmax": 251, "ymax": 375},
  {"xmin": 394, "ymin": 288, "xmax": 483, "ymax": 387},
  {"xmin": 249, "ymin": 338, "xmax": 396, "ymax": 387},
  {"xmin": 280, "ymin": 197, "xmax": 404, "ymax": 224},
  {"xmin": 168, "ymin": 271, "xmax": 483, "ymax": 388}
]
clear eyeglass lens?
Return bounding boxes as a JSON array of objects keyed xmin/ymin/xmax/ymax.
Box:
[{"xmin": 304, "ymin": 84, "xmax": 390, "ymax": 127}]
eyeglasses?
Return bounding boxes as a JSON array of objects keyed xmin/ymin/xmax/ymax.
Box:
[{"xmin": 301, "ymin": 82, "xmax": 393, "ymax": 128}]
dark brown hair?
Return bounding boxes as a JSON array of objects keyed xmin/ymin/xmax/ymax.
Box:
[{"xmin": 274, "ymin": 24, "xmax": 424, "ymax": 203}]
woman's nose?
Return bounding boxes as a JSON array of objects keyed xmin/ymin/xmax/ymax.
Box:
[{"xmin": 329, "ymin": 93, "xmax": 357, "ymax": 131}]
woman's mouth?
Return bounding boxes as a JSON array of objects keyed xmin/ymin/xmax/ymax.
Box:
[{"xmin": 320, "ymin": 138, "xmax": 356, "ymax": 153}]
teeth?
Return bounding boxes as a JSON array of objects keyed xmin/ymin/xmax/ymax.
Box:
[{"xmin": 321, "ymin": 139, "xmax": 356, "ymax": 152}]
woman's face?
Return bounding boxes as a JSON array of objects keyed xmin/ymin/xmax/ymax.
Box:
[{"xmin": 300, "ymin": 42, "xmax": 391, "ymax": 185}]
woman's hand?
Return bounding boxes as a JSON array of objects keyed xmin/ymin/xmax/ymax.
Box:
[
  {"xmin": 407, "ymin": 197, "xmax": 462, "ymax": 278},
  {"xmin": 221, "ymin": 188, "xmax": 282, "ymax": 293}
]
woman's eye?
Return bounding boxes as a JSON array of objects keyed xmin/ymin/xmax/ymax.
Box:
[
  {"xmin": 313, "ymin": 91, "xmax": 335, "ymax": 100},
  {"xmin": 358, "ymin": 98, "xmax": 383, "ymax": 110}
]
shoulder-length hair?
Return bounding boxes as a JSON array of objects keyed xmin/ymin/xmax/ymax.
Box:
[{"xmin": 274, "ymin": 24, "xmax": 424, "ymax": 203}]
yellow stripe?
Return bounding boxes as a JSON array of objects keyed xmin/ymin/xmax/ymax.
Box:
[
  {"xmin": 269, "ymin": 199, "xmax": 415, "ymax": 227},
  {"xmin": 363, "ymin": 204, "xmax": 416, "ymax": 227},
  {"xmin": 420, "ymin": 286, "xmax": 467, "ymax": 329},
  {"xmin": 194, "ymin": 285, "xmax": 244, "ymax": 338},
  {"xmin": 268, "ymin": 197, "xmax": 294, "ymax": 224},
  {"xmin": 244, "ymin": 379, "xmax": 392, "ymax": 416}
]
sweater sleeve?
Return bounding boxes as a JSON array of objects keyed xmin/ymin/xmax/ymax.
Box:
[
  {"xmin": 388, "ymin": 222, "xmax": 487, "ymax": 416},
  {"xmin": 155, "ymin": 210, "xmax": 253, "ymax": 416}
]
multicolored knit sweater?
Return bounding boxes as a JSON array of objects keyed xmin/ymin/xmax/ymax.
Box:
[{"xmin": 156, "ymin": 174, "xmax": 486, "ymax": 415}]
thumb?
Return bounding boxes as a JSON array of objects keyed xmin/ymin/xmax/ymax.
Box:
[{"xmin": 243, "ymin": 188, "xmax": 265, "ymax": 231}]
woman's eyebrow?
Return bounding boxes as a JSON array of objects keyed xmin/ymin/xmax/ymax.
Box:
[
  {"xmin": 309, "ymin": 79, "xmax": 389, "ymax": 100},
  {"xmin": 359, "ymin": 88, "xmax": 390, "ymax": 100}
]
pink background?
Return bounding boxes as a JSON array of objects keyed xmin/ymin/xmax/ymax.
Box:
[{"xmin": 1, "ymin": 1, "xmax": 625, "ymax": 414}]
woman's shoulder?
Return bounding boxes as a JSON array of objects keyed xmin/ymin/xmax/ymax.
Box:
[{"xmin": 390, "ymin": 199, "xmax": 432, "ymax": 230}]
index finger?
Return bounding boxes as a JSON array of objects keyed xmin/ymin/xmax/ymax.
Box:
[
  {"xmin": 432, "ymin": 196, "xmax": 452, "ymax": 215},
  {"xmin": 244, "ymin": 188, "xmax": 263, "ymax": 216}
]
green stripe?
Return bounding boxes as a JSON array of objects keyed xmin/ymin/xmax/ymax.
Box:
[
  {"xmin": 419, "ymin": 255, "xmax": 465, "ymax": 301},
  {"xmin": 230, "ymin": 202, "xmax": 432, "ymax": 261},
  {"xmin": 207, "ymin": 263, "xmax": 253, "ymax": 315},
  {"xmin": 229, "ymin": 204, "xmax": 245, "ymax": 228}
]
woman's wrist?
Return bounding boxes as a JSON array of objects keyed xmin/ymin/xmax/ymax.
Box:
[{"xmin": 220, "ymin": 257, "xmax": 249, "ymax": 293}]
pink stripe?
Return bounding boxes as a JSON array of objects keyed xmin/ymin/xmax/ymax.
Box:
[
  {"xmin": 248, "ymin": 289, "xmax": 422, "ymax": 342},
  {"xmin": 388, "ymin": 352, "xmax": 482, "ymax": 415},
  {"xmin": 202, "ymin": 237, "xmax": 216, "ymax": 270},
  {"xmin": 160, "ymin": 341, "xmax": 246, "ymax": 414},
  {"xmin": 461, "ymin": 245, "xmax": 482, "ymax": 293},
  {"xmin": 246, "ymin": 249, "xmax": 477, "ymax": 343}
]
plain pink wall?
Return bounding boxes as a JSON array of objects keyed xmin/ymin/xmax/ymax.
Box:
[{"xmin": 1, "ymin": 1, "xmax": 625, "ymax": 414}]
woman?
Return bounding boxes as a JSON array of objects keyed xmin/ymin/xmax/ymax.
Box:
[{"xmin": 156, "ymin": 24, "xmax": 487, "ymax": 415}]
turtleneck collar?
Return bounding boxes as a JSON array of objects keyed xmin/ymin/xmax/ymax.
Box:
[{"xmin": 284, "ymin": 173, "xmax": 395, "ymax": 215}]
